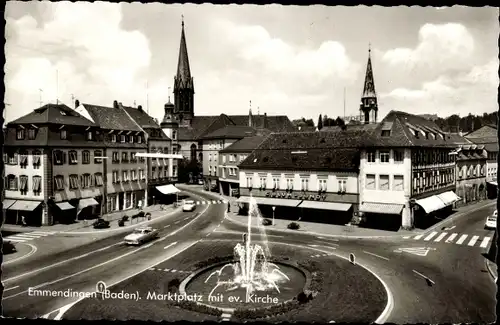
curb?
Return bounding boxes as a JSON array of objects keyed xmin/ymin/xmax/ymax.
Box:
[
  {"xmin": 60, "ymin": 207, "xmax": 182, "ymax": 235},
  {"xmin": 3, "ymin": 242, "xmax": 38, "ymax": 265},
  {"xmin": 485, "ymin": 259, "xmax": 498, "ymax": 283}
]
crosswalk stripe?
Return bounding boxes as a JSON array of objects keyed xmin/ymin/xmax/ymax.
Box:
[
  {"xmin": 16, "ymin": 234, "xmax": 43, "ymax": 238},
  {"xmin": 480, "ymin": 237, "xmax": 491, "ymax": 248},
  {"xmin": 403, "ymin": 236, "xmax": 410, "ymax": 239},
  {"xmin": 434, "ymin": 232, "xmax": 448, "ymax": 242},
  {"xmin": 30, "ymin": 232, "xmax": 55, "ymax": 235},
  {"xmin": 413, "ymin": 234, "xmax": 424, "ymax": 240},
  {"xmin": 445, "ymin": 233, "xmax": 458, "ymax": 243},
  {"xmin": 4, "ymin": 238, "xmax": 26, "ymax": 242},
  {"xmin": 467, "ymin": 235, "xmax": 480, "ymax": 246},
  {"xmin": 7, "ymin": 235, "xmax": 36, "ymax": 240},
  {"xmin": 171, "ymin": 269, "xmax": 177, "ymax": 273},
  {"xmin": 424, "ymin": 232, "xmax": 438, "ymax": 241},
  {"xmin": 456, "ymin": 234, "xmax": 468, "ymax": 245}
]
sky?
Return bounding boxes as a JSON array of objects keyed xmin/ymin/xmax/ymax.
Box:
[{"xmin": 4, "ymin": 2, "xmax": 499, "ymax": 125}]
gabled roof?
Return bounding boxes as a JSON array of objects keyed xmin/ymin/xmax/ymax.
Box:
[
  {"xmin": 82, "ymin": 103, "xmax": 142, "ymax": 131},
  {"xmin": 201, "ymin": 125, "xmax": 258, "ymax": 140},
  {"xmin": 120, "ymin": 105, "xmax": 170, "ymax": 140},
  {"xmin": 220, "ymin": 135, "xmax": 269, "ymax": 153},
  {"xmin": 228, "ymin": 115, "xmax": 297, "ymax": 132},
  {"xmin": 8, "ymin": 103, "xmax": 96, "ymax": 127},
  {"xmin": 465, "ymin": 125, "xmax": 498, "ymax": 139}
]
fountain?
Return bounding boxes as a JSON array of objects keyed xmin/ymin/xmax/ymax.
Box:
[{"xmin": 204, "ymin": 196, "xmax": 290, "ymax": 303}]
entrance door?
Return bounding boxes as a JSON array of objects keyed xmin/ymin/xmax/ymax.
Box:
[{"xmin": 118, "ymin": 193, "xmax": 124, "ymax": 211}]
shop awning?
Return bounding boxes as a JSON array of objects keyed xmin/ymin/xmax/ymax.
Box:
[
  {"xmin": 78, "ymin": 198, "xmax": 99, "ymax": 210},
  {"xmin": 487, "ymin": 181, "xmax": 498, "ymax": 186},
  {"xmin": 9, "ymin": 200, "xmax": 42, "ymax": 211},
  {"xmin": 236, "ymin": 196, "xmax": 302, "ymax": 207},
  {"xmin": 359, "ymin": 202, "xmax": 404, "ymax": 215},
  {"xmin": 298, "ymin": 200, "xmax": 352, "ymax": 212},
  {"xmin": 436, "ymin": 191, "xmax": 461, "ymax": 206},
  {"xmin": 415, "ymin": 195, "xmax": 447, "ymax": 214},
  {"xmin": 156, "ymin": 184, "xmax": 181, "ymax": 195},
  {"xmin": 56, "ymin": 202, "xmax": 75, "ymax": 210},
  {"xmin": 2, "ymin": 199, "xmax": 17, "ymax": 210}
]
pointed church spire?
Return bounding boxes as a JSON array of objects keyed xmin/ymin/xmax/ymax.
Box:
[
  {"xmin": 176, "ymin": 15, "xmax": 191, "ymax": 87},
  {"xmin": 362, "ymin": 43, "xmax": 376, "ymax": 99},
  {"xmin": 359, "ymin": 44, "xmax": 378, "ymax": 124}
]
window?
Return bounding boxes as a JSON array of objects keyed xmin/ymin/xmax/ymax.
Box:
[
  {"xmin": 173, "ymin": 166, "xmax": 177, "ymax": 177},
  {"xmin": 33, "ymin": 150, "xmax": 41, "ymax": 169},
  {"xmin": 94, "ymin": 173, "xmax": 104, "ymax": 186},
  {"xmin": 68, "ymin": 151, "xmax": 78, "ymax": 164},
  {"xmin": 69, "ymin": 174, "xmax": 79, "ymax": 189},
  {"xmin": 152, "ymin": 167, "xmax": 156, "ymax": 179},
  {"xmin": 239, "ymin": 155, "xmax": 245, "ymax": 162},
  {"xmin": 112, "ymin": 170, "xmax": 120, "ymax": 183},
  {"xmin": 318, "ymin": 179, "xmax": 327, "ymax": 191},
  {"xmin": 139, "ymin": 169, "xmax": 145, "ymax": 181},
  {"xmin": 301, "ymin": 178, "xmax": 309, "ymax": 191},
  {"xmin": 131, "ymin": 152, "xmax": 137, "ymax": 163},
  {"xmin": 129, "ymin": 135, "xmax": 134, "ymax": 143},
  {"xmin": 393, "ymin": 150, "xmax": 404, "ymax": 163},
  {"xmin": 19, "ymin": 151, "xmax": 28, "ymax": 168},
  {"xmin": 222, "ymin": 155, "xmax": 226, "ymax": 163},
  {"xmin": 366, "ymin": 174, "xmax": 376, "ymax": 189},
  {"xmin": 6, "ymin": 174, "xmax": 17, "ymax": 190},
  {"xmin": 16, "ymin": 128, "xmax": 25, "ymax": 140},
  {"xmin": 86, "ymin": 131, "xmax": 93, "ymax": 141},
  {"xmin": 122, "ymin": 170, "xmax": 129, "ymax": 182},
  {"xmin": 381, "ymin": 130, "xmax": 391, "ymax": 137},
  {"xmin": 7, "ymin": 152, "xmax": 17, "ymax": 165},
  {"xmin": 81, "ymin": 174, "xmax": 92, "ymax": 188},
  {"xmin": 132, "ymin": 169, "xmax": 138, "ymax": 181},
  {"xmin": 82, "ymin": 151, "xmax": 90, "ymax": 164},
  {"xmin": 380, "ymin": 151, "xmax": 390, "ymax": 163},
  {"xmin": 393, "ymin": 175, "xmax": 404, "ymax": 191},
  {"xmin": 172, "ymin": 131, "xmax": 177, "ymax": 140},
  {"xmin": 158, "ymin": 166, "xmax": 164, "ymax": 178},
  {"xmin": 120, "ymin": 135, "xmax": 126, "ymax": 143},
  {"xmin": 122, "ymin": 152, "xmax": 128, "ymax": 162},
  {"xmin": 247, "ymin": 177, "xmax": 253, "ymax": 188},
  {"xmin": 338, "ymin": 179, "xmax": 347, "ymax": 192},
  {"xmin": 53, "ymin": 150, "xmax": 64, "ymax": 165},
  {"xmin": 111, "ymin": 134, "xmax": 117, "ymax": 142},
  {"xmin": 54, "ymin": 175, "xmax": 64, "ymax": 190},
  {"xmin": 19, "ymin": 175, "xmax": 28, "ymax": 194},
  {"xmin": 260, "ymin": 177, "xmax": 266, "ymax": 188},
  {"xmin": 286, "ymin": 178, "xmax": 294, "ymax": 190},
  {"xmin": 60, "ymin": 130, "xmax": 67, "ymax": 140},
  {"xmin": 367, "ymin": 150, "xmax": 376, "ymax": 163},
  {"xmin": 222, "ymin": 167, "xmax": 226, "ymax": 178},
  {"xmin": 94, "ymin": 150, "xmax": 102, "ymax": 163},
  {"xmin": 379, "ymin": 175, "xmax": 389, "ymax": 190},
  {"xmin": 28, "ymin": 129, "xmax": 36, "ymax": 140},
  {"xmin": 33, "ymin": 176, "xmax": 42, "ymax": 194},
  {"xmin": 164, "ymin": 168, "xmax": 168, "ymax": 178},
  {"xmin": 112, "ymin": 151, "xmax": 119, "ymax": 163},
  {"xmin": 209, "ymin": 154, "xmax": 212, "ymax": 162},
  {"xmin": 137, "ymin": 135, "xmax": 142, "ymax": 143},
  {"xmin": 273, "ymin": 178, "xmax": 280, "ymax": 189}
]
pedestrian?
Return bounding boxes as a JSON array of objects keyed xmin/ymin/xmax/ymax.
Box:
[
  {"xmin": 227, "ymin": 203, "xmax": 231, "ymax": 213},
  {"xmin": 21, "ymin": 216, "xmax": 27, "ymax": 227}
]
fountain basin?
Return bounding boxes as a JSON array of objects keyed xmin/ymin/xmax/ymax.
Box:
[{"xmin": 180, "ymin": 261, "xmax": 307, "ymax": 310}]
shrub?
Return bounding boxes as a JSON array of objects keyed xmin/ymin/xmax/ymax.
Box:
[
  {"xmin": 287, "ymin": 222, "xmax": 300, "ymax": 230},
  {"xmin": 122, "ymin": 215, "xmax": 129, "ymax": 222},
  {"xmin": 297, "ymin": 291, "xmax": 310, "ymax": 304},
  {"xmin": 118, "ymin": 220, "xmax": 125, "ymax": 227},
  {"xmin": 138, "ymin": 211, "xmax": 145, "ymax": 218},
  {"xmin": 262, "ymin": 218, "xmax": 272, "ymax": 226}
]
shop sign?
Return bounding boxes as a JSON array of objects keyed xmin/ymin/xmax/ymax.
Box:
[{"xmin": 265, "ymin": 191, "xmax": 327, "ymax": 201}]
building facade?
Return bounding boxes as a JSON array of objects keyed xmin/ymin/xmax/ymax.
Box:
[{"xmin": 455, "ymin": 144, "xmax": 488, "ymax": 206}]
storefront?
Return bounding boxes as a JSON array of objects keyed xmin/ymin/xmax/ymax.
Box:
[
  {"xmin": 358, "ymin": 202, "xmax": 405, "ymax": 231},
  {"xmin": 77, "ymin": 197, "xmax": 100, "ymax": 220},
  {"xmin": 52, "ymin": 201, "xmax": 77, "ymax": 224},
  {"xmin": 153, "ymin": 184, "xmax": 181, "ymax": 205},
  {"xmin": 204, "ymin": 177, "xmax": 219, "ymax": 192},
  {"xmin": 3, "ymin": 199, "xmax": 43, "ymax": 226},
  {"xmin": 413, "ymin": 191, "xmax": 461, "ymax": 228},
  {"xmin": 220, "ymin": 181, "xmax": 240, "ymax": 197},
  {"xmin": 486, "ymin": 181, "xmax": 498, "ymax": 199},
  {"xmin": 107, "ymin": 190, "xmax": 145, "ymax": 213}
]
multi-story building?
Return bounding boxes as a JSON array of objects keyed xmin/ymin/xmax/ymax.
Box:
[
  {"xmin": 121, "ymin": 101, "xmax": 179, "ymax": 205},
  {"xmin": 3, "ymin": 103, "xmax": 103, "ymax": 226},
  {"xmin": 238, "ymin": 130, "xmax": 371, "ymax": 225},
  {"xmin": 79, "ymin": 100, "xmax": 148, "ymax": 214},
  {"xmin": 218, "ymin": 135, "xmax": 268, "ymax": 197},
  {"xmin": 465, "ymin": 125, "xmax": 498, "ymax": 189},
  {"xmin": 454, "ymin": 144, "xmax": 488, "ymax": 206}
]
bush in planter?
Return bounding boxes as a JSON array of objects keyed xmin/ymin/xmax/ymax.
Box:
[
  {"xmin": 262, "ymin": 218, "xmax": 272, "ymax": 226},
  {"xmin": 118, "ymin": 219, "xmax": 125, "ymax": 227},
  {"xmin": 122, "ymin": 215, "xmax": 129, "ymax": 222},
  {"xmin": 138, "ymin": 211, "xmax": 145, "ymax": 218},
  {"xmin": 287, "ymin": 222, "xmax": 300, "ymax": 230}
]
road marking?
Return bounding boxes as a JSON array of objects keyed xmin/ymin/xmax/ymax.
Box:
[
  {"xmin": 434, "ymin": 232, "xmax": 448, "ymax": 242},
  {"xmin": 445, "ymin": 233, "xmax": 458, "ymax": 243},
  {"xmin": 163, "ymin": 225, "xmax": 171, "ymax": 229},
  {"xmin": 362, "ymin": 250, "xmax": 390, "ymax": 261},
  {"xmin": 164, "ymin": 241, "xmax": 178, "ymax": 250},
  {"xmin": 413, "ymin": 234, "xmax": 424, "ymax": 240},
  {"xmin": 6, "ymin": 235, "xmax": 39, "ymax": 240},
  {"xmin": 171, "ymin": 269, "xmax": 177, "ymax": 273},
  {"xmin": 4, "ymin": 243, "xmax": 38, "ymax": 265},
  {"xmin": 4, "ymin": 238, "xmax": 26, "ymax": 242},
  {"xmin": 4, "ymin": 285, "xmax": 19, "ymax": 292},
  {"xmin": 13, "ymin": 233, "xmax": 44, "ymax": 238},
  {"xmin": 183, "ymin": 217, "xmax": 190, "ymax": 221},
  {"xmin": 424, "ymin": 231, "xmax": 438, "ymax": 241},
  {"xmin": 443, "ymin": 225, "xmax": 456, "ymax": 231},
  {"xmin": 394, "ymin": 247, "xmax": 435, "ymax": 257},
  {"xmin": 174, "ymin": 220, "xmax": 180, "ymax": 224},
  {"xmin": 412, "ymin": 269, "xmax": 435, "ymax": 285},
  {"xmin": 467, "ymin": 235, "xmax": 480, "ymax": 246},
  {"xmin": 3, "ymin": 241, "xmax": 123, "ymax": 283},
  {"xmin": 403, "ymin": 236, "xmax": 410, "ymax": 239},
  {"xmin": 480, "ymin": 237, "xmax": 491, "ymax": 248},
  {"xmin": 456, "ymin": 234, "xmax": 468, "ymax": 245},
  {"xmin": 316, "ymin": 236, "xmax": 339, "ymax": 241},
  {"xmin": 164, "ymin": 269, "xmax": 170, "ymax": 272}
]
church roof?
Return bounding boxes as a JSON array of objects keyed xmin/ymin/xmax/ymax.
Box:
[
  {"xmin": 201, "ymin": 125, "xmax": 257, "ymax": 140},
  {"xmin": 174, "ymin": 20, "xmax": 193, "ymax": 89},
  {"xmin": 361, "ymin": 49, "xmax": 377, "ymax": 99}
]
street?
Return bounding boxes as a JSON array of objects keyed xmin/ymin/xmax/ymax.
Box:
[{"xmin": 1, "ymin": 188, "xmax": 497, "ymax": 323}]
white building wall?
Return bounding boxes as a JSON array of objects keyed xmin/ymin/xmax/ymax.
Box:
[{"xmin": 4, "ymin": 150, "xmax": 45, "ymax": 200}]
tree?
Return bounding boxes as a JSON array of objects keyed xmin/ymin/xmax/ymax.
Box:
[
  {"xmin": 335, "ymin": 116, "xmax": 345, "ymax": 127},
  {"xmin": 317, "ymin": 114, "xmax": 323, "ymax": 130}
]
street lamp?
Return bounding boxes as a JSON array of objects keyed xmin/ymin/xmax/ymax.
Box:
[{"xmin": 272, "ymin": 206, "xmax": 276, "ymax": 226}]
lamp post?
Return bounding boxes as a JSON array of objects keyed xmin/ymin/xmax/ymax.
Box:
[
  {"xmin": 272, "ymin": 206, "xmax": 276, "ymax": 226},
  {"xmin": 94, "ymin": 156, "xmax": 109, "ymax": 221}
]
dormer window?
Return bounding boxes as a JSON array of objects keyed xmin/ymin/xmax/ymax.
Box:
[
  {"xmin": 320, "ymin": 138, "xmax": 326, "ymax": 143},
  {"xmin": 120, "ymin": 135, "xmax": 126, "ymax": 143},
  {"xmin": 129, "ymin": 135, "xmax": 134, "ymax": 143},
  {"xmin": 60, "ymin": 130, "xmax": 67, "ymax": 140},
  {"xmin": 425, "ymin": 132, "xmax": 429, "ymax": 139},
  {"xmin": 414, "ymin": 130, "xmax": 419, "ymax": 138},
  {"xmin": 86, "ymin": 131, "xmax": 93, "ymax": 141},
  {"xmin": 28, "ymin": 129, "xmax": 36, "ymax": 140},
  {"xmin": 381, "ymin": 130, "xmax": 391, "ymax": 137},
  {"xmin": 111, "ymin": 134, "xmax": 117, "ymax": 142},
  {"xmin": 137, "ymin": 135, "xmax": 142, "ymax": 143},
  {"xmin": 16, "ymin": 128, "xmax": 25, "ymax": 140},
  {"xmin": 60, "ymin": 111, "xmax": 67, "ymax": 116}
]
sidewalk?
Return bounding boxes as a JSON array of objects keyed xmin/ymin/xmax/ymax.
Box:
[
  {"xmin": 1, "ymin": 204, "xmax": 180, "ymax": 235},
  {"xmin": 485, "ymin": 259, "xmax": 498, "ymax": 283}
]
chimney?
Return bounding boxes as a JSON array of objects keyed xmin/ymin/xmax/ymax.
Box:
[
  {"xmin": 138, "ymin": 105, "xmax": 143, "ymax": 111},
  {"xmin": 75, "ymin": 99, "xmax": 80, "ymax": 108},
  {"xmin": 113, "ymin": 100, "xmax": 118, "ymax": 108}
]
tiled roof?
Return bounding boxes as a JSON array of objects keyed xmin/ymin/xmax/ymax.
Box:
[
  {"xmin": 201, "ymin": 125, "xmax": 257, "ymax": 140},
  {"xmin": 220, "ymin": 135, "xmax": 269, "ymax": 153},
  {"xmin": 322, "ymin": 123, "xmax": 379, "ymax": 132},
  {"xmin": 228, "ymin": 115, "xmax": 297, "ymax": 132},
  {"xmin": 465, "ymin": 125, "xmax": 498, "ymax": 139},
  {"xmin": 8, "ymin": 103, "xmax": 96, "ymax": 127},
  {"xmin": 177, "ymin": 116, "xmax": 223, "ymax": 141},
  {"xmin": 82, "ymin": 103, "xmax": 142, "ymax": 131},
  {"xmin": 120, "ymin": 105, "xmax": 170, "ymax": 140}
]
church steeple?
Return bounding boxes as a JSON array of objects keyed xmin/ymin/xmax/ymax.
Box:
[
  {"xmin": 359, "ymin": 44, "xmax": 378, "ymax": 124},
  {"xmin": 173, "ymin": 16, "xmax": 195, "ymax": 125}
]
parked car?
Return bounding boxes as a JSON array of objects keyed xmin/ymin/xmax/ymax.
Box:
[
  {"xmin": 182, "ymin": 200, "xmax": 196, "ymax": 212},
  {"xmin": 93, "ymin": 218, "xmax": 110, "ymax": 229},
  {"xmin": 2, "ymin": 241, "xmax": 17, "ymax": 254},
  {"xmin": 485, "ymin": 210, "xmax": 497, "ymax": 229},
  {"xmin": 124, "ymin": 227, "xmax": 159, "ymax": 245},
  {"xmin": 198, "ymin": 179, "xmax": 204, "ymax": 185}
]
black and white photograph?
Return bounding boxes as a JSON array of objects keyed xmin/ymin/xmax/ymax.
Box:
[{"xmin": 1, "ymin": 2, "xmax": 498, "ymax": 323}]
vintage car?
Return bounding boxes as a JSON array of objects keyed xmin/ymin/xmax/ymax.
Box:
[
  {"xmin": 485, "ymin": 210, "xmax": 497, "ymax": 230},
  {"xmin": 124, "ymin": 227, "xmax": 159, "ymax": 245},
  {"xmin": 93, "ymin": 218, "xmax": 110, "ymax": 229},
  {"xmin": 182, "ymin": 200, "xmax": 197, "ymax": 212}
]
